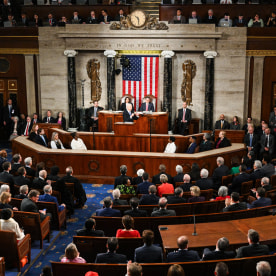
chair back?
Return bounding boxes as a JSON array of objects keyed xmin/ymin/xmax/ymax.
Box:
[{"xmin": 241, "ymin": 180, "xmax": 253, "ymax": 196}]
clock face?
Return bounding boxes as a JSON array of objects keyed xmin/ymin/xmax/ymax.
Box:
[{"xmin": 130, "ymin": 10, "xmax": 147, "ymax": 28}]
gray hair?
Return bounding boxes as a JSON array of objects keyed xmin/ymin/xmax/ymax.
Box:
[
  {"xmin": 217, "ymin": 157, "xmax": 224, "ymax": 165},
  {"xmin": 183, "ymin": 174, "xmax": 191, "ymax": 182},
  {"xmin": 261, "ymin": 177, "xmax": 270, "ymax": 185},
  {"xmin": 200, "ymin": 168, "xmax": 209, "ymax": 178},
  {"xmin": 137, "ymin": 169, "xmax": 144, "ymax": 177},
  {"xmin": 0, "ymin": 184, "xmax": 10, "ymax": 194},
  {"xmin": 256, "ymin": 261, "xmax": 271, "ymax": 276},
  {"xmin": 120, "ymin": 165, "xmax": 127, "ymax": 174},
  {"xmin": 112, "ymin": 188, "xmax": 121, "ymax": 199},
  {"xmin": 24, "ymin": 157, "xmax": 32, "ymax": 166},
  {"xmin": 254, "ymin": 160, "xmax": 262, "ymax": 169},
  {"xmin": 20, "ymin": 185, "xmax": 29, "ymax": 194},
  {"xmin": 218, "ymin": 186, "xmax": 228, "ymax": 197},
  {"xmin": 43, "ymin": 184, "xmax": 52, "ymax": 194},
  {"xmin": 39, "ymin": 169, "xmax": 47, "ymax": 179},
  {"xmin": 176, "ymin": 165, "xmax": 183, "ymax": 174}
]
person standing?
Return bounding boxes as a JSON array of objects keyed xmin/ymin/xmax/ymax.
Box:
[{"xmin": 178, "ymin": 102, "xmax": 191, "ymax": 135}]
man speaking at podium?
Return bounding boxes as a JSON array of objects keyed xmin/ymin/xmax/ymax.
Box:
[
  {"xmin": 123, "ymin": 103, "xmax": 139, "ymax": 122},
  {"xmin": 140, "ymin": 96, "xmax": 154, "ymax": 112}
]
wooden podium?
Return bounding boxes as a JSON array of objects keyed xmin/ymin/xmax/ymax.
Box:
[{"xmin": 98, "ymin": 111, "xmax": 168, "ymax": 134}]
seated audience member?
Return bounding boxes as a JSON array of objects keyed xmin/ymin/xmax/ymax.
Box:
[
  {"xmin": 86, "ymin": 10, "xmax": 98, "ymax": 24},
  {"xmin": 189, "ymin": 10, "xmax": 201, "ymax": 24},
  {"xmin": 230, "ymin": 156, "xmax": 240, "ymax": 175},
  {"xmin": 256, "ymin": 261, "xmax": 271, "ymax": 276},
  {"xmin": 9, "ymin": 116, "xmax": 21, "ymax": 140},
  {"xmin": 95, "ymin": 237, "xmax": 127, "ymax": 263},
  {"xmin": 242, "ymin": 117, "xmax": 254, "ymax": 132},
  {"xmin": 39, "ymin": 185, "xmax": 66, "ymax": 212},
  {"xmin": 202, "ymin": 237, "xmax": 236, "ymax": 260},
  {"xmin": 43, "ymin": 110, "xmax": 55, "ymax": 123},
  {"xmin": 260, "ymin": 128, "xmax": 274, "ymax": 159},
  {"xmin": 0, "ymin": 208, "xmax": 25, "ymax": 240},
  {"xmin": 55, "ymin": 112, "xmax": 66, "ymax": 130},
  {"xmin": 116, "ymin": 215, "xmax": 141, "ymax": 237},
  {"xmin": 212, "ymin": 157, "xmax": 230, "ymax": 190},
  {"xmin": 248, "ymin": 13, "xmax": 264, "ymax": 28},
  {"xmin": 195, "ymin": 169, "xmax": 213, "ymax": 190},
  {"xmin": 189, "ymin": 162, "xmax": 201, "ymax": 182},
  {"xmin": 20, "ymin": 189, "xmax": 49, "ymax": 221},
  {"xmin": 61, "ymin": 166, "xmax": 87, "ymax": 208},
  {"xmin": 114, "ymin": 165, "xmax": 132, "ymax": 189},
  {"xmin": 96, "ymin": 196, "xmax": 121, "ymax": 217},
  {"xmin": 266, "ymin": 11, "xmax": 276, "ymax": 27},
  {"xmin": 250, "ymin": 160, "xmax": 264, "ymax": 184},
  {"xmin": 31, "ymin": 112, "xmax": 40, "ymax": 125},
  {"xmin": 24, "ymin": 157, "xmax": 36, "ymax": 177},
  {"xmin": 29, "ymin": 124, "xmax": 39, "ymax": 142},
  {"xmin": 0, "ymin": 184, "xmax": 10, "ymax": 195},
  {"xmin": 18, "ymin": 12, "xmax": 29, "ymax": 26},
  {"xmin": 33, "ymin": 13, "xmax": 43, "ymax": 27},
  {"xmin": 136, "ymin": 172, "xmax": 152, "ymax": 195},
  {"xmin": 6, "ymin": 14, "xmax": 16, "ymax": 26},
  {"xmin": 204, "ymin": 9, "xmax": 217, "ymax": 25},
  {"xmin": 157, "ymin": 174, "xmax": 174, "ymax": 197},
  {"xmin": 46, "ymin": 13, "xmax": 57, "ymax": 27},
  {"xmin": 59, "ymin": 16, "xmax": 68, "ymax": 25},
  {"xmin": 214, "ymin": 262, "xmax": 229, "ymax": 276},
  {"xmin": 126, "ymin": 262, "xmax": 142, "ymax": 276},
  {"xmin": 139, "ymin": 185, "xmax": 159, "ymax": 205},
  {"xmin": 167, "ymin": 187, "xmax": 186, "ymax": 204},
  {"xmin": 236, "ymin": 229, "xmax": 269, "ymax": 258},
  {"xmin": 51, "ymin": 132, "xmax": 65, "ymax": 149},
  {"xmin": 0, "ymin": 161, "xmax": 15, "ymax": 195},
  {"xmin": 170, "ymin": 9, "xmax": 186, "ymax": 24},
  {"xmin": 133, "ymin": 169, "xmax": 144, "ymax": 185},
  {"xmin": 70, "ymin": 132, "xmax": 87, "ymax": 150},
  {"xmin": 199, "ymin": 132, "xmax": 212, "ymax": 152},
  {"xmin": 32, "ymin": 169, "xmax": 49, "ymax": 190},
  {"xmin": 36, "ymin": 162, "xmax": 45, "ymax": 177},
  {"xmin": 0, "ymin": 192, "xmax": 16, "ymax": 210},
  {"xmin": 14, "ymin": 166, "xmax": 31, "ymax": 187},
  {"xmin": 167, "ymin": 264, "xmax": 185, "ymax": 276},
  {"xmin": 114, "ymin": 9, "xmax": 126, "ymax": 21},
  {"xmin": 112, "ymin": 189, "xmax": 128, "ymax": 205},
  {"xmin": 229, "ymin": 116, "xmax": 240, "ymax": 130},
  {"xmin": 71, "ymin": 11, "xmax": 83, "ymax": 24},
  {"xmin": 223, "ymin": 192, "xmax": 247, "ymax": 212},
  {"xmin": 14, "ymin": 185, "xmax": 29, "ymax": 199},
  {"xmin": 167, "ymin": 235, "xmax": 200, "ymax": 262},
  {"xmin": 0, "ymin": 150, "xmax": 8, "ymax": 172},
  {"xmin": 233, "ymin": 14, "xmax": 247, "ymax": 27},
  {"xmin": 134, "ymin": 230, "xmax": 163, "ymax": 263},
  {"xmin": 243, "ymin": 151, "xmax": 255, "ymax": 170},
  {"xmin": 173, "ymin": 165, "xmax": 184, "ymax": 186},
  {"xmin": 257, "ymin": 177, "xmax": 273, "ymax": 192},
  {"xmin": 11, "ymin": 153, "xmax": 22, "ymax": 174},
  {"xmin": 76, "ymin": 218, "xmax": 104, "ymax": 237},
  {"xmin": 188, "ymin": 186, "xmax": 205, "ymax": 203},
  {"xmin": 180, "ymin": 174, "xmax": 193, "ymax": 192},
  {"xmin": 151, "ymin": 197, "xmax": 176, "ymax": 217},
  {"xmin": 35, "ymin": 128, "xmax": 48, "ymax": 147},
  {"xmin": 248, "ymin": 187, "xmax": 271, "ymax": 209},
  {"xmin": 260, "ymin": 154, "xmax": 275, "ymax": 178},
  {"xmin": 213, "ymin": 186, "xmax": 230, "ymax": 201},
  {"xmin": 98, "ymin": 9, "xmax": 112, "ymax": 24},
  {"xmin": 218, "ymin": 13, "xmax": 232, "ymax": 27},
  {"xmin": 152, "ymin": 164, "xmax": 173, "ymax": 185},
  {"xmin": 164, "ymin": 136, "xmax": 176, "ymax": 153},
  {"xmin": 228, "ymin": 164, "xmax": 250, "ymax": 194},
  {"xmin": 120, "ymin": 97, "xmax": 134, "ymax": 113},
  {"xmin": 123, "ymin": 103, "xmax": 139, "ymax": 122},
  {"xmin": 124, "ymin": 197, "xmax": 147, "ymax": 217},
  {"xmin": 214, "ymin": 114, "xmax": 230, "ymax": 130},
  {"xmin": 87, "ymin": 100, "xmax": 104, "ymax": 131},
  {"xmin": 47, "ymin": 165, "xmax": 60, "ymax": 181},
  {"xmin": 140, "ymin": 96, "xmax": 154, "ymax": 112},
  {"xmin": 215, "ymin": 131, "xmax": 231, "ymax": 149},
  {"xmin": 61, "ymin": 243, "xmax": 86, "ymax": 263},
  {"xmin": 186, "ymin": 136, "xmax": 197, "ymax": 154}
]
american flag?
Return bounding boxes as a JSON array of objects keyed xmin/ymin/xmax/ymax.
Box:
[{"xmin": 122, "ymin": 55, "xmax": 159, "ymax": 111}]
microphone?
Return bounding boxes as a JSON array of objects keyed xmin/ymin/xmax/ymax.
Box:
[{"xmin": 192, "ymin": 215, "xmax": 198, "ymax": 236}]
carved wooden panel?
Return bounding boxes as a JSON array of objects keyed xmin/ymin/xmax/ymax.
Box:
[{"xmin": 8, "ymin": 79, "xmax": 17, "ymax": 90}]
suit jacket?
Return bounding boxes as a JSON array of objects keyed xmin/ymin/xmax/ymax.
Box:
[
  {"xmin": 248, "ymin": 197, "xmax": 272, "ymax": 209},
  {"xmin": 11, "ymin": 163, "xmax": 22, "ymax": 174},
  {"xmin": 244, "ymin": 133, "xmax": 259, "ymax": 152},
  {"xmin": 55, "ymin": 117, "xmax": 66, "ymax": 130},
  {"xmin": 20, "ymin": 198, "xmax": 46, "ymax": 221},
  {"xmin": 229, "ymin": 172, "xmax": 251, "ymax": 194},
  {"xmin": 0, "ymin": 171, "xmax": 15, "ymax": 195},
  {"xmin": 260, "ymin": 164, "xmax": 275, "ymax": 178},
  {"xmin": 21, "ymin": 121, "xmax": 32, "ymax": 136},
  {"xmin": 178, "ymin": 108, "xmax": 192, "ymax": 125},
  {"xmin": 14, "ymin": 175, "xmax": 31, "ymax": 187},
  {"xmin": 167, "ymin": 195, "xmax": 186, "ymax": 204},
  {"xmin": 140, "ymin": 102, "xmax": 154, "ymax": 112},
  {"xmin": 123, "ymin": 109, "xmax": 138, "ymax": 122},
  {"xmin": 167, "ymin": 249, "xmax": 200, "ymax": 262},
  {"xmin": 139, "ymin": 194, "xmax": 159, "ymax": 205},
  {"xmin": 120, "ymin": 102, "xmax": 133, "ymax": 112},
  {"xmin": 136, "ymin": 181, "xmax": 152, "ymax": 195},
  {"xmin": 199, "ymin": 140, "xmax": 212, "ymax": 152},
  {"xmin": 31, "ymin": 118, "xmax": 41, "ymax": 126},
  {"xmin": 95, "ymin": 207, "xmax": 121, "ymax": 217},
  {"xmin": 76, "ymin": 228, "xmax": 104, "ymax": 237},
  {"xmin": 189, "ymin": 15, "xmax": 202, "ymax": 23},
  {"xmin": 114, "ymin": 175, "xmax": 132, "ymax": 189},
  {"xmin": 214, "ymin": 120, "xmax": 230, "ymax": 130},
  {"xmin": 214, "ymin": 137, "xmax": 231, "ymax": 148},
  {"xmin": 236, "ymin": 244, "xmax": 270, "ymax": 258},
  {"xmin": 179, "ymin": 183, "xmax": 193, "ymax": 192},
  {"xmin": 113, "ymin": 198, "xmax": 128, "ymax": 205},
  {"xmin": 42, "ymin": 116, "xmax": 55, "ymax": 123},
  {"xmin": 86, "ymin": 17, "xmax": 98, "ymax": 24},
  {"xmin": 3, "ymin": 104, "xmax": 19, "ymax": 123},
  {"xmin": 188, "ymin": 196, "xmax": 205, "ymax": 203},
  {"xmin": 202, "ymin": 249, "xmax": 236, "ymax": 261},
  {"xmin": 249, "ymin": 169, "xmax": 264, "ymax": 183},
  {"xmin": 35, "ymin": 134, "xmax": 48, "ymax": 147},
  {"xmin": 173, "ymin": 173, "xmax": 184, "ymax": 186},
  {"xmin": 134, "ymin": 244, "xmax": 163, "ymax": 263},
  {"xmin": 204, "ymin": 16, "xmax": 218, "ymax": 25},
  {"xmin": 152, "ymin": 173, "xmax": 173, "ymax": 185},
  {"xmin": 32, "ymin": 177, "xmax": 47, "ymax": 190},
  {"xmin": 223, "ymin": 202, "xmax": 247, "ymax": 212},
  {"xmin": 95, "ymin": 252, "xmax": 127, "ymax": 263},
  {"xmin": 39, "ymin": 193, "xmax": 65, "ymax": 212},
  {"xmin": 195, "ymin": 178, "xmax": 214, "ymax": 190},
  {"xmin": 260, "ymin": 134, "xmax": 275, "ymax": 155},
  {"xmin": 151, "ymin": 208, "xmax": 176, "ymax": 217},
  {"xmin": 124, "ymin": 208, "xmax": 147, "ymax": 217},
  {"xmin": 186, "ymin": 142, "xmax": 197, "ymax": 154},
  {"xmin": 98, "ymin": 15, "xmax": 113, "ymax": 24},
  {"xmin": 87, "ymin": 106, "xmax": 104, "ymax": 119},
  {"xmin": 132, "ymin": 176, "xmax": 143, "ymax": 185},
  {"xmin": 212, "ymin": 165, "xmax": 230, "ymax": 190},
  {"xmin": 25, "ymin": 166, "xmax": 36, "ymax": 177},
  {"xmin": 172, "ymin": 15, "xmax": 186, "ymax": 23},
  {"xmin": 233, "ymin": 17, "xmax": 247, "ymax": 27}
]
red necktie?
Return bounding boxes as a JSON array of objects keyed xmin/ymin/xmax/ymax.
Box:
[
  {"xmin": 182, "ymin": 109, "xmax": 186, "ymax": 122},
  {"xmin": 146, "ymin": 104, "xmax": 148, "ymax": 111},
  {"xmin": 25, "ymin": 122, "xmax": 29, "ymax": 136},
  {"xmin": 47, "ymin": 117, "xmax": 50, "ymax": 123}
]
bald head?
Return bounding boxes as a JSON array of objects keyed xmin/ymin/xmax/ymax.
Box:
[{"xmin": 177, "ymin": 236, "xmax": 189, "ymax": 249}]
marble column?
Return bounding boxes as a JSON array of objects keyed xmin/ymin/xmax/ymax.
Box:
[
  {"xmin": 161, "ymin": 50, "xmax": 175, "ymax": 131},
  {"xmin": 64, "ymin": 50, "xmax": 78, "ymax": 129},
  {"xmin": 203, "ymin": 51, "xmax": 217, "ymax": 130},
  {"xmin": 104, "ymin": 50, "xmax": 117, "ymax": 111}
]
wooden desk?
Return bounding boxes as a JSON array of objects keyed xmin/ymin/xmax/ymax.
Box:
[
  {"xmin": 159, "ymin": 215, "xmax": 276, "ymax": 253},
  {"xmin": 98, "ymin": 111, "xmax": 168, "ymax": 134},
  {"xmin": 214, "ymin": 130, "xmax": 245, "ymax": 143}
]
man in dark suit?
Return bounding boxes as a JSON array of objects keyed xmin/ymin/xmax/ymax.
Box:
[
  {"xmin": 236, "ymin": 229, "xmax": 270, "ymax": 258},
  {"xmin": 244, "ymin": 125, "xmax": 259, "ymax": 153},
  {"xmin": 167, "ymin": 187, "xmax": 186, "ymax": 204},
  {"xmin": 136, "ymin": 172, "xmax": 152, "ymax": 195},
  {"xmin": 214, "ymin": 114, "xmax": 230, "ymax": 130},
  {"xmin": 14, "ymin": 184, "xmax": 29, "ymax": 199},
  {"xmin": 260, "ymin": 154, "xmax": 275, "ymax": 178},
  {"xmin": 151, "ymin": 197, "xmax": 176, "ymax": 217},
  {"xmin": 203, "ymin": 9, "xmax": 217, "ymax": 25},
  {"xmin": 21, "ymin": 116, "xmax": 32, "ymax": 136},
  {"xmin": 152, "ymin": 164, "xmax": 173, "ymax": 185},
  {"xmin": 202, "ymin": 237, "xmax": 236, "ymax": 261},
  {"xmin": 123, "ymin": 103, "xmax": 139, "ymax": 122},
  {"xmin": 114, "ymin": 165, "xmax": 132, "ymax": 189},
  {"xmin": 112, "ymin": 189, "xmax": 128, "ymax": 206},
  {"xmin": 167, "ymin": 235, "xmax": 200, "ymax": 262},
  {"xmin": 71, "ymin": 11, "xmax": 84, "ymax": 24},
  {"xmin": 196, "ymin": 169, "xmax": 214, "ymax": 190},
  {"xmin": 134, "ymin": 230, "xmax": 163, "ymax": 263},
  {"xmin": 180, "ymin": 174, "xmax": 194, "ymax": 192},
  {"xmin": 260, "ymin": 127, "xmax": 275, "ymax": 159},
  {"xmin": 98, "ymin": 9, "xmax": 113, "ymax": 24},
  {"xmin": 95, "ymin": 237, "xmax": 127, "ymax": 263},
  {"xmin": 14, "ymin": 167, "xmax": 31, "ymax": 187},
  {"xmin": 0, "ymin": 161, "xmax": 15, "ymax": 195},
  {"xmin": 24, "ymin": 157, "xmax": 36, "ymax": 177},
  {"xmin": 248, "ymin": 187, "xmax": 272, "ymax": 209},
  {"xmin": 249, "ymin": 160, "xmax": 264, "ymax": 185},
  {"xmin": 32, "ymin": 170, "xmax": 48, "ymax": 190},
  {"xmin": 124, "ymin": 197, "xmax": 147, "ymax": 217},
  {"xmin": 42, "ymin": 110, "xmax": 55, "ymax": 123},
  {"xmin": 170, "ymin": 9, "xmax": 186, "ymax": 24},
  {"xmin": 114, "ymin": 9, "xmax": 126, "ymax": 21},
  {"xmin": 11, "ymin": 153, "xmax": 22, "ymax": 174},
  {"xmin": 212, "ymin": 157, "xmax": 230, "ymax": 190},
  {"xmin": 186, "ymin": 136, "xmax": 197, "ymax": 154},
  {"xmin": 18, "ymin": 12, "xmax": 29, "ymax": 26},
  {"xmin": 139, "ymin": 96, "xmax": 154, "ymax": 112},
  {"xmin": 178, "ymin": 101, "xmax": 191, "ymax": 135},
  {"xmin": 96, "ymin": 197, "xmax": 121, "ymax": 217},
  {"xmin": 2, "ymin": 98, "xmax": 19, "ymax": 139},
  {"xmin": 199, "ymin": 132, "xmax": 213, "ymax": 152},
  {"xmin": 76, "ymin": 218, "xmax": 105, "ymax": 237},
  {"xmin": 87, "ymin": 100, "xmax": 104, "ymax": 131},
  {"xmin": 86, "ymin": 10, "xmax": 98, "ymax": 24},
  {"xmin": 35, "ymin": 128, "xmax": 48, "ymax": 147},
  {"xmin": 46, "ymin": 13, "xmax": 57, "ymax": 26},
  {"xmin": 173, "ymin": 165, "xmax": 184, "ymax": 187},
  {"xmin": 228, "ymin": 164, "xmax": 251, "ymax": 194},
  {"xmin": 139, "ymin": 185, "xmax": 159, "ymax": 205},
  {"xmin": 223, "ymin": 192, "xmax": 247, "ymax": 212},
  {"xmin": 31, "ymin": 113, "xmax": 41, "ymax": 126}
]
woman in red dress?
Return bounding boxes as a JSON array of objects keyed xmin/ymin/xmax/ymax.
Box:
[{"xmin": 116, "ymin": 215, "xmax": 140, "ymax": 238}]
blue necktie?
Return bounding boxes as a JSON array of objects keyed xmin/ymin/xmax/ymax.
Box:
[
  {"xmin": 249, "ymin": 134, "xmax": 252, "ymax": 147},
  {"xmin": 41, "ymin": 135, "xmax": 47, "ymax": 146}
]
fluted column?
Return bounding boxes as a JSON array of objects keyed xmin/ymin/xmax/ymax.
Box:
[
  {"xmin": 104, "ymin": 50, "xmax": 117, "ymax": 111},
  {"xmin": 161, "ymin": 50, "xmax": 175, "ymax": 131},
  {"xmin": 203, "ymin": 51, "xmax": 217, "ymax": 130},
  {"xmin": 64, "ymin": 50, "xmax": 78, "ymax": 129}
]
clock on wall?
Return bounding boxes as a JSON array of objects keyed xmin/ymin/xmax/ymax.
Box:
[{"xmin": 128, "ymin": 10, "xmax": 148, "ymax": 29}]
